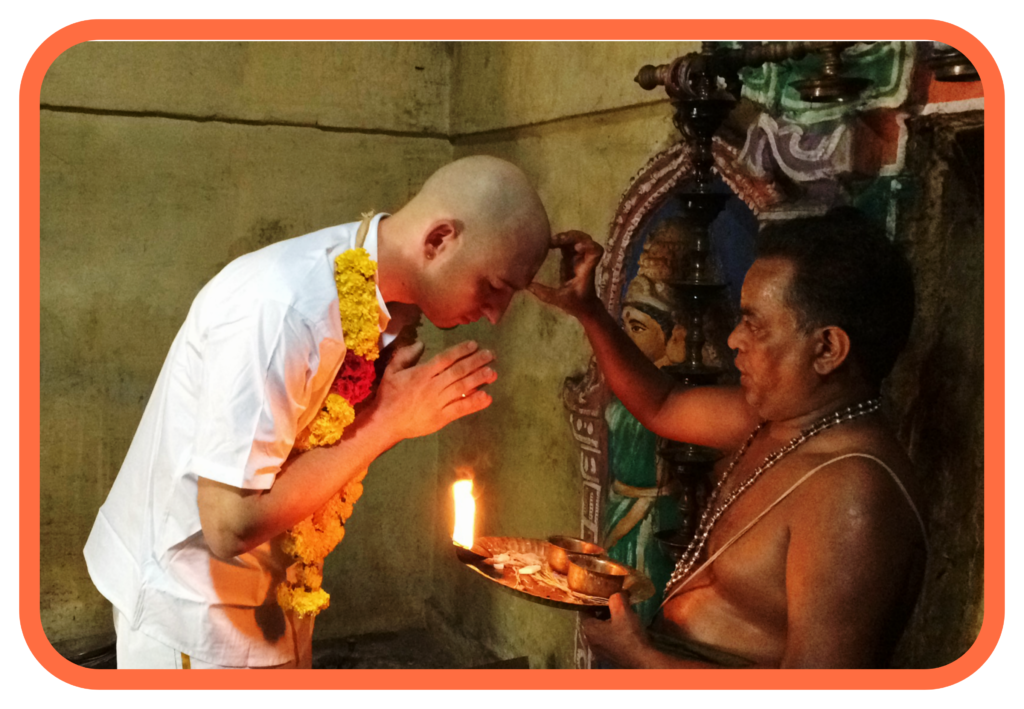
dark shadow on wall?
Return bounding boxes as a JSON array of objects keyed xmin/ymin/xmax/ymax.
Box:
[{"xmin": 886, "ymin": 112, "xmax": 985, "ymax": 668}]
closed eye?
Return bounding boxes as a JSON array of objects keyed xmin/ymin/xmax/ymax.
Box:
[{"xmin": 486, "ymin": 280, "xmax": 514, "ymax": 300}]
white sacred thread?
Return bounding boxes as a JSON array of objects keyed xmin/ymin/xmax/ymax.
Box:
[{"xmin": 665, "ymin": 397, "xmax": 883, "ymax": 592}]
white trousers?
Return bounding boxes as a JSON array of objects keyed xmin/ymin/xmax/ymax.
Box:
[{"xmin": 113, "ymin": 608, "xmax": 312, "ymax": 669}]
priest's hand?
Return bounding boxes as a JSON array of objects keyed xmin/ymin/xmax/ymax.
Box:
[
  {"xmin": 528, "ymin": 230, "xmax": 604, "ymax": 319},
  {"xmin": 581, "ymin": 592, "xmax": 654, "ymax": 668},
  {"xmin": 371, "ymin": 339, "xmax": 496, "ymax": 442}
]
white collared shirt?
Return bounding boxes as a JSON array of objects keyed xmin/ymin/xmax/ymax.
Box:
[{"xmin": 85, "ymin": 214, "xmax": 393, "ymax": 667}]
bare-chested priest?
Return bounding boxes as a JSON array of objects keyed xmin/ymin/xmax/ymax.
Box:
[{"xmin": 531, "ymin": 208, "xmax": 926, "ymax": 669}]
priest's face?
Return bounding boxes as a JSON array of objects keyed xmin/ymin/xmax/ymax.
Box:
[{"xmin": 727, "ymin": 257, "xmax": 820, "ymax": 421}]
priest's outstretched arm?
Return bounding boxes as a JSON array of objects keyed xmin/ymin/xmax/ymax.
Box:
[{"xmin": 529, "ymin": 230, "xmax": 757, "ymax": 451}]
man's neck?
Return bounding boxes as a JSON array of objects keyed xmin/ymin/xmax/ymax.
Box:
[
  {"xmin": 766, "ymin": 381, "xmax": 879, "ymax": 442},
  {"xmin": 374, "ymin": 215, "xmax": 416, "ymax": 306}
]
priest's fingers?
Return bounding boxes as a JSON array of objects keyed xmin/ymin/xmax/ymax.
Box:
[
  {"xmin": 572, "ymin": 237, "xmax": 604, "ymax": 277},
  {"xmin": 552, "ymin": 231, "xmax": 602, "ymax": 282},
  {"xmin": 608, "ymin": 592, "xmax": 630, "ymax": 617},
  {"xmin": 550, "ymin": 230, "xmax": 594, "ymax": 248},
  {"xmin": 527, "ymin": 281, "xmax": 558, "ymax": 305},
  {"xmin": 580, "ymin": 616, "xmax": 607, "ymax": 644},
  {"xmin": 423, "ymin": 340, "xmax": 481, "ymax": 376}
]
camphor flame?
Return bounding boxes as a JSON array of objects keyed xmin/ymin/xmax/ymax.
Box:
[{"xmin": 452, "ymin": 479, "xmax": 475, "ymax": 549}]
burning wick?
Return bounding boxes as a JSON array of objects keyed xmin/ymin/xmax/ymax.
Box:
[{"xmin": 452, "ymin": 479, "xmax": 475, "ymax": 550}]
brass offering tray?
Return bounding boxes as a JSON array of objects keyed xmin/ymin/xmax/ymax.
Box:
[{"xmin": 455, "ymin": 536, "xmax": 654, "ymax": 612}]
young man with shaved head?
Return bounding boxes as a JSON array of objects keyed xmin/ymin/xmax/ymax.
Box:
[
  {"xmin": 85, "ymin": 156, "xmax": 551, "ymax": 669},
  {"xmin": 532, "ymin": 209, "xmax": 926, "ymax": 669}
]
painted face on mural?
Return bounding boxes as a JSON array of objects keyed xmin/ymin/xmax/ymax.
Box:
[
  {"xmin": 622, "ymin": 305, "xmax": 668, "ymax": 364},
  {"xmin": 620, "ymin": 274, "xmax": 683, "ymax": 368}
]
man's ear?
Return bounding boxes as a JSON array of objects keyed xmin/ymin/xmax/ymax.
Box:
[
  {"xmin": 812, "ymin": 325, "xmax": 852, "ymax": 376},
  {"xmin": 423, "ymin": 219, "xmax": 459, "ymax": 262}
]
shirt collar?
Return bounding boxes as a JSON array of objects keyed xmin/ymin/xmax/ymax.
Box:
[{"xmin": 362, "ymin": 212, "xmax": 395, "ymax": 343}]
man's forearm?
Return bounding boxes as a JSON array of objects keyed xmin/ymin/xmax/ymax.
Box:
[
  {"xmin": 575, "ymin": 301, "xmax": 756, "ymax": 450},
  {"xmin": 199, "ymin": 338, "xmax": 498, "ymax": 559},
  {"xmin": 198, "ymin": 406, "xmax": 398, "ymax": 558}
]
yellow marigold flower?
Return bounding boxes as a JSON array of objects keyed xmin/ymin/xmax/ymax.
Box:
[
  {"xmin": 314, "ymin": 492, "xmax": 347, "ymax": 528},
  {"xmin": 295, "ymin": 562, "xmax": 323, "ymax": 589},
  {"xmin": 287, "ymin": 517, "xmax": 316, "ymax": 541},
  {"xmin": 335, "ymin": 249, "xmax": 380, "ymax": 361},
  {"xmin": 282, "ymin": 521, "xmax": 345, "ymax": 565},
  {"xmin": 343, "ymin": 480, "xmax": 364, "ymax": 505},
  {"xmin": 277, "ymin": 584, "xmax": 330, "ymax": 617},
  {"xmin": 293, "ymin": 394, "xmax": 356, "ymax": 451}
]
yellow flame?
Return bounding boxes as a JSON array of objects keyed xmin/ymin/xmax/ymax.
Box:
[{"xmin": 452, "ymin": 479, "xmax": 475, "ymax": 549}]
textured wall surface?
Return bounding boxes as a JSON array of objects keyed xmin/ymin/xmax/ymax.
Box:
[
  {"xmin": 450, "ymin": 41, "xmax": 696, "ymax": 135},
  {"xmin": 42, "ymin": 42, "xmax": 452, "ymax": 135},
  {"xmin": 886, "ymin": 112, "xmax": 986, "ymax": 668},
  {"xmin": 39, "ymin": 41, "xmax": 453, "ymax": 654}
]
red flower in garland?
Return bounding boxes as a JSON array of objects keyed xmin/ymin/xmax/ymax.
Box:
[{"xmin": 332, "ymin": 349, "xmax": 376, "ymax": 404}]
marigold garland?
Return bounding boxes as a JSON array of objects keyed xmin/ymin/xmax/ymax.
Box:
[
  {"xmin": 291, "ymin": 393, "xmax": 355, "ymax": 451},
  {"xmin": 277, "ymin": 246, "xmax": 379, "ymax": 618},
  {"xmin": 334, "ymin": 249, "xmax": 380, "ymax": 361},
  {"xmin": 332, "ymin": 350, "xmax": 377, "ymax": 403}
]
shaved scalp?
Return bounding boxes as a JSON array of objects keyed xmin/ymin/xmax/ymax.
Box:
[
  {"xmin": 377, "ymin": 156, "xmax": 552, "ymax": 314},
  {"xmin": 404, "ymin": 155, "xmax": 550, "ymax": 257}
]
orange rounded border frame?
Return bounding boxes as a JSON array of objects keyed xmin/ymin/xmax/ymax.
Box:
[{"xmin": 19, "ymin": 18, "xmax": 1005, "ymax": 691}]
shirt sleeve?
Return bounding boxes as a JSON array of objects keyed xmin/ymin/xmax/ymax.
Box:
[{"xmin": 189, "ymin": 302, "xmax": 323, "ymax": 490}]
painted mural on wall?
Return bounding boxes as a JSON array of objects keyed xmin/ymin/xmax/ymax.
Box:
[
  {"xmin": 564, "ymin": 143, "xmax": 759, "ymax": 669},
  {"xmin": 566, "ymin": 40, "xmax": 981, "ymax": 669}
]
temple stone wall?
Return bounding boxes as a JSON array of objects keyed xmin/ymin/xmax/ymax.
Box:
[
  {"xmin": 41, "ymin": 42, "xmax": 451, "ymax": 135},
  {"xmin": 886, "ymin": 112, "xmax": 986, "ymax": 668},
  {"xmin": 449, "ymin": 42, "xmax": 691, "ymax": 135},
  {"xmin": 39, "ymin": 41, "xmax": 453, "ymax": 654}
]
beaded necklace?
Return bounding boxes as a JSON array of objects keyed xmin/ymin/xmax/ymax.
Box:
[{"xmin": 664, "ymin": 397, "xmax": 882, "ymax": 593}]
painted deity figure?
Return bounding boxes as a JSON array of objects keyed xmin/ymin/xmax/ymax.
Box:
[{"xmin": 602, "ymin": 220, "xmax": 693, "ymax": 625}]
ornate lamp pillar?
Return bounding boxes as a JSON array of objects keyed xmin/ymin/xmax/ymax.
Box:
[
  {"xmin": 634, "ymin": 41, "xmax": 876, "ymax": 555},
  {"xmin": 635, "ymin": 44, "xmax": 735, "ymax": 555}
]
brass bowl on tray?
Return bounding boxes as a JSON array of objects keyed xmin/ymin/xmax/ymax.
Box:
[
  {"xmin": 457, "ymin": 536, "xmax": 654, "ymax": 611},
  {"xmin": 566, "ymin": 554, "xmax": 631, "ymax": 598},
  {"xmin": 546, "ymin": 535, "xmax": 605, "ymax": 575}
]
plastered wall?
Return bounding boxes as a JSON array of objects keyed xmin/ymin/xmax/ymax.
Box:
[{"xmin": 886, "ymin": 113, "xmax": 986, "ymax": 669}]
